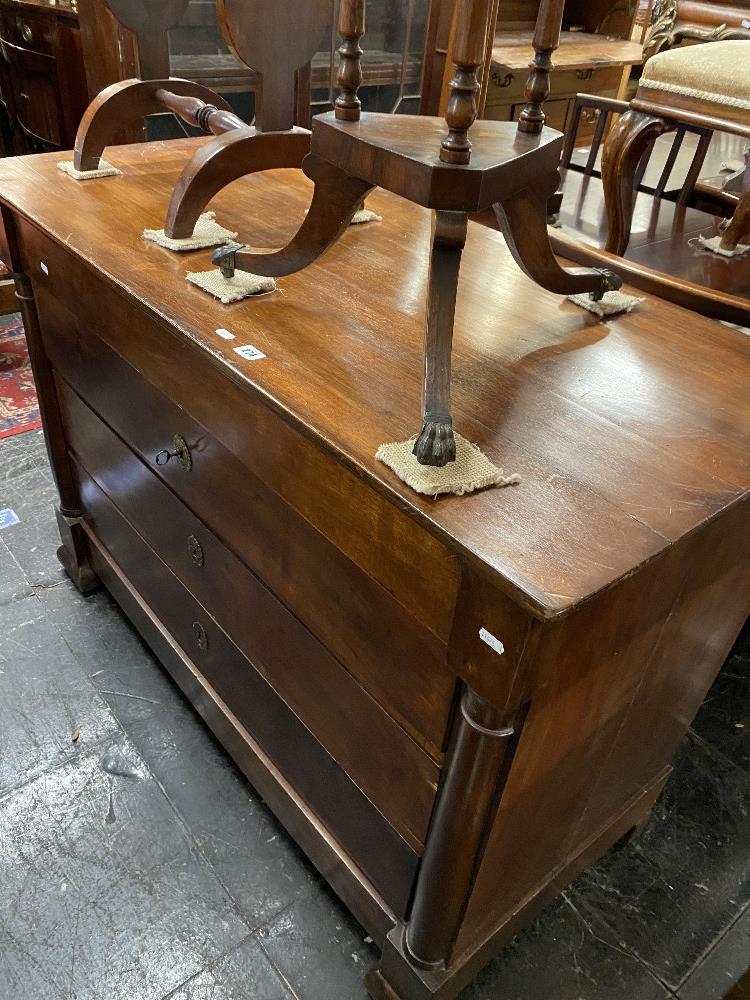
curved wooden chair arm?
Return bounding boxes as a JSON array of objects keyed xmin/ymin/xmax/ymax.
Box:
[
  {"xmin": 165, "ymin": 126, "xmax": 312, "ymax": 239},
  {"xmin": 74, "ymin": 79, "xmax": 235, "ymax": 172},
  {"xmin": 212, "ymin": 154, "xmax": 374, "ymax": 279}
]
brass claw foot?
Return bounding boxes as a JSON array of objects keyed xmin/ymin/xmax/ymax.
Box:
[
  {"xmin": 212, "ymin": 242, "xmax": 247, "ymax": 279},
  {"xmin": 591, "ymin": 268, "xmax": 623, "ymax": 302},
  {"xmin": 413, "ymin": 414, "xmax": 456, "ymax": 467}
]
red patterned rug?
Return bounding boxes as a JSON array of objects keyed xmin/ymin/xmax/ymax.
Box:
[{"xmin": 0, "ymin": 314, "xmax": 42, "ymax": 441}]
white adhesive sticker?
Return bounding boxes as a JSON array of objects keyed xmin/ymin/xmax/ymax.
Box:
[
  {"xmin": 215, "ymin": 328, "xmax": 235, "ymax": 340},
  {"xmin": 40, "ymin": 262, "xmax": 49, "ymax": 276},
  {"xmin": 234, "ymin": 344, "xmax": 266, "ymax": 361},
  {"xmin": 479, "ymin": 627, "xmax": 505, "ymax": 656}
]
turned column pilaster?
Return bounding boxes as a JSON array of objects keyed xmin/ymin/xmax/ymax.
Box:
[
  {"xmin": 517, "ymin": 0, "xmax": 565, "ymax": 134},
  {"xmin": 12, "ymin": 273, "xmax": 98, "ymax": 592},
  {"xmin": 405, "ymin": 686, "xmax": 523, "ymax": 969}
]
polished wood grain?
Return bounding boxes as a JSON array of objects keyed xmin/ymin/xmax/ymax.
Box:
[
  {"xmin": 1, "ymin": 140, "xmax": 749, "ymax": 1000},
  {"xmin": 3, "ymin": 140, "xmax": 747, "ymax": 613}
]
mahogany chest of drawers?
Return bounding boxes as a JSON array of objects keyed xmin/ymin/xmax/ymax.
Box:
[{"xmin": 0, "ymin": 139, "xmax": 748, "ymax": 1000}]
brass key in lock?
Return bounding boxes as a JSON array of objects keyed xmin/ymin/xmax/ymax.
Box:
[{"xmin": 155, "ymin": 433, "xmax": 193, "ymax": 471}]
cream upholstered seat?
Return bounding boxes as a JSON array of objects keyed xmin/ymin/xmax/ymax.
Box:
[
  {"xmin": 639, "ymin": 40, "xmax": 750, "ymax": 113},
  {"xmin": 602, "ymin": 38, "xmax": 750, "ymax": 257}
]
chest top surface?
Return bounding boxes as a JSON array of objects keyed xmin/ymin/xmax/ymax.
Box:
[{"xmin": 0, "ymin": 139, "xmax": 748, "ymax": 618}]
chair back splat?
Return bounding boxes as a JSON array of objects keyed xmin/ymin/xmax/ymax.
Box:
[
  {"xmin": 104, "ymin": 0, "xmax": 189, "ymax": 80},
  {"xmin": 218, "ymin": 0, "xmax": 329, "ymax": 132}
]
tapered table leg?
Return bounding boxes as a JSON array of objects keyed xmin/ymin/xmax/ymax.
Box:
[{"xmin": 412, "ymin": 211, "xmax": 468, "ymax": 468}]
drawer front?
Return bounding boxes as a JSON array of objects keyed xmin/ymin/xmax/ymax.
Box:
[
  {"xmin": 18, "ymin": 217, "xmax": 459, "ymax": 646},
  {"xmin": 485, "ymin": 68, "xmax": 527, "ymax": 107},
  {"xmin": 59, "ymin": 376, "xmax": 439, "ymax": 850},
  {"xmin": 554, "ymin": 65, "xmax": 623, "ymax": 99},
  {"xmin": 486, "ymin": 64, "xmax": 623, "ymax": 113},
  {"xmin": 34, "ymin": 276, "xmax": 454, "ymax": 755},
  {"xmin": 74, "ymin": 459, "xmax": 420, "ymax": 917},
  {"xmin": 0, "ymin": 9, "xmax": 57, "ymax": 56}
]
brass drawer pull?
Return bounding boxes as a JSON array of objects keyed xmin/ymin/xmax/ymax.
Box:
[
  {"xmin": 491, "ymin": 70, "xmax": 514, "ymax": 88},
  {"xmin": 187, "ymin": 534, "xmax": 204, "ymax": 567},
  {"xmin": 192, "ymin": 621, "xmax": 208, "ymax": 651},
  {"xmin": 155, "ymin": 433, "xmax": 193, "ymax": 471},
  {"xmin": 576, "ymin": 68, "xmax": 594, "ymax": 81},
  {"xmin": 21, "ymin": 22, "xmax": 33, "ymax": 44}
]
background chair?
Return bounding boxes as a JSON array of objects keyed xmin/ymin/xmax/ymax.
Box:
[{"xmin": 602, "ymin": 21, "xmax": 750, "ymax": 256}]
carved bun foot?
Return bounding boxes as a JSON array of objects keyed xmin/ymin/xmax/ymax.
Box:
[
  {"xmin": 413, "ymin": 415, "xmax": 456, "ymax": 467},
  {"xmin": 591, "ymin": 268, "xmax": 623, "ymax": 302}
]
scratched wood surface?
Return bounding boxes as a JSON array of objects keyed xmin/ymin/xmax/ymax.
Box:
[{"xmin": 0, "ymin": 138, "xmax": 749, "ymax": 618}]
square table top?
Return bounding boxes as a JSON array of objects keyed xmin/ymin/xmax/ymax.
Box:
[{"xmin": 0, "ymin": 138, "xmax": 748, "ymax": 619}]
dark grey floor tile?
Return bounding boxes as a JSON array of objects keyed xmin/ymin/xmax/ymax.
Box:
[
  {"xmin": 692, "ymin": 618, "xmax": 750, "ymax": 775},
  {"xmin": 166, "ymin": 936, "xmax": 292, "ymax": 1000},
  {"xmin": 0, "ymin": 740, "xmax": 251, "ymax": 1000},
  {"xmin": 39, "ymin": 580, "xmax": 163, "ymax": 698},
  {"xmin": 258, "ymin": 886, "xmax": 378, "ymax": 1000},
  {"xmin": 0, "ymin": 427, "xmax": 50, "ymax": 483},
  {"xmin": 0, "ymin": 595, "xmax": 120, "ymax": 792},
  {"xmin": 458, "ymin": 893, "xmax": 671, "ymax": 1000},
  {"xmin": 678, "ymin": 907, "xmax": 750, "ymax": 1000},
  {"xmin": 40, "ymin": 579, "xmax": 319, "ymax": 929},
  {"xmin": 0, "ymin": 458, "xmax": 64, "ymax": 588},
  {"xmin": 133, "ymin": 698, "xmax": 320, "ymax": 930},
  {"xmin": 574, "ymin": 731, "xmax": 750, "ymax": 990},
  {"xmin": 0, "ymin": 536, "xmax": 32, "ymax": 606}
]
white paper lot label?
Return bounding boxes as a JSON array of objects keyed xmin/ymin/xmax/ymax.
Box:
[
  {"xmin": 479, "ymin": 627, "xmax": 504, "ymax": 656},
  {"xmin": 234, "ymin": 344, "xmax": 266, "ymax": 361}
]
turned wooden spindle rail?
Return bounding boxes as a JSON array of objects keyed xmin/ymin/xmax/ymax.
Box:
[
  {"xmin": 155, "ymin": 90, "xmax": 246, "ymax": 136},
  {"xmin": 518, "ymin": 0, "xmax": 566, "ymax": 134},
  {"xmin": 335, "ymin": 0, "xmax": 366, "ymax": 121},
  {"xmin": 439, "ymin": 0, "xmax": 493, "ymax": 165}
]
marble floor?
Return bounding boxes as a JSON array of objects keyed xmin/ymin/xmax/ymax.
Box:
[{"xmin": 0, "ymin": 425, "xmax": 748, "ymax": 1000}]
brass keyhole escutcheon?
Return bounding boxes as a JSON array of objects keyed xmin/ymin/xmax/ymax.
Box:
[
  {"xmin": 192, "ymin": 621, "xmax": 208, "ymax": 651},
  {"xmin": 21, "ymin": 22, "xmax": 33, "ymax": 44},
  {"xmin": 155, "ymin": 433, "xmax": 193, "ymax": 471},
  {"xmin": 187, "ymin": 534, "xmax": 204, "ymax": 567}
]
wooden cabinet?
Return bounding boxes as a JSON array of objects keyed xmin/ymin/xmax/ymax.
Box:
[
  {"xmin": 1, "ymin": 138, "xmax": 749, "ymax": 1000},
  {"xmin": 486, "ymin": 2, "xmax": 643, "ymax": 140},
  {"xmin": 0, "ymin": 0, "xmax": 88, "ymax": 151},
  {"xmin": 426, "ymin": 0, "xmax": 644, "ymax": 142}
]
